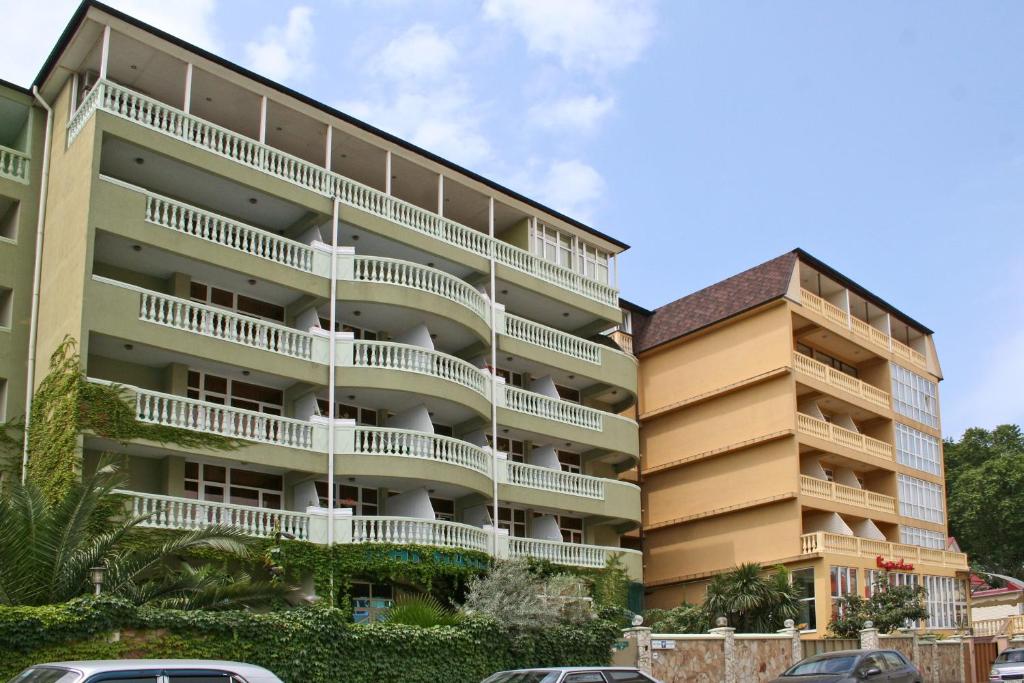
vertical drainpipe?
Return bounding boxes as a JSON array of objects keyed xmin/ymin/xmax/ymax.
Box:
[
  {"xmin": 327, "ymin": 198, "xmax": 339, "ymax": 604},
  {"xmin": 488, "ymin": 198, "xmax": 499, "ymax": 555},
  {"xmin": 22, "ymin": 87, "xmax": 54, "ymax": 483}
]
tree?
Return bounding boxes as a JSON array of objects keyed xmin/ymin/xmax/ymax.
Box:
[
  {"xmin": 945, "ymin": 425, "xmax": 1024, "ymax": 575},
  {"xmin": 703, "ymin": 563, "xmax": 800, "ymax": 633},
  {"xmin": 0, "ymin": 456, "xmax": 284, "ymax": 608},
  {"xmin": 828, "ymin": 573, "xmax": 929, "ymax": 638}
]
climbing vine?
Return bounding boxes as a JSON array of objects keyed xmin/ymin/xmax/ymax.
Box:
[{"xmin": 26, "ymin": 337, "xmax": 240, "ymax": 502}]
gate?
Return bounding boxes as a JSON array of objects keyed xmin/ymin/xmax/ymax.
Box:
[{"xmin": 974, "ymin": 640, "xmax": 999, "ymax": 683}]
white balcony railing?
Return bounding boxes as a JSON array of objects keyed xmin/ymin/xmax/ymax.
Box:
[
  {"xmin": 796, "ymin": 413, "xmax": 894, "ymax": 461},
  {"xmin": 799, "ymin": 475, "xmax": 896, "ymax": 514},
  {"xmin": 503, "ymin": 313, "xmax": 603, "ymax": 364},
  {"xmin": 72, "ymin": 80, "xmax": 619, "ymax": 307},
  {"xmin": 347, "ymin": 341, "xmax": 490, "ymax": 397},
  {"xmin": 800, "ymin": 531, "xmax": 968, "ymax": 569},
  {"xmin": 506, "ymin": 461, "xmax": 605, "ymax": 499},
  {"xmin": 347, "ymin": 426, "xmax": 490, "ymax": 475},
  {"xmin": 0, "ymin": 144, "xmax": 29, "ymax": 184},
  {"xmin": 95, "ymin": 276, "xmax": 316, "ymax": 361},
  {"xmin": 348, "ymin": 254, "xmax": 489, "ymax": 322},
  {"xmin": 120, "ymin": 489, "xmax": 311, "ymax": 540},
  {"xmin": 502, "ymin": 385, "xmax": 603, "ymax": 431},
  {"xmin": 350, "ymin": 516, "xmax": 490, "ymax": 552},
  {"xmin": 93, "ymin": 380, "xmax": 316, "ymax": 449},
  {"xmin": 799, "ymin": 289, "xmax": 927, "ymax": 368},
  {"xmin": 508, "ymin": 537, "xmax": 640, "ymax": 569},
  {"xmin": 792, "ymin": 352, "xmax": 890, "ymax": 410}
]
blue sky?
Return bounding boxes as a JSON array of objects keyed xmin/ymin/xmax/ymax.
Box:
[{"xmin": 3, "ymin": 0, "xmax": 1022, "ymax": 439}]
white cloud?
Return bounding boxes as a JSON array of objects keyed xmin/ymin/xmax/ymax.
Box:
[
  {"xmin": 244, "ymin": 5, "xmax": 314, "ymax": 83},
  {"xmin": 482, "ymin": 0, "xmax": 655, "ymax": 73},
  {"xmin": 369, "ymin": 24, "xmax": 457, "ymax": 83},
  {"xmin": 528, "ymin": 95, "xmax": 615, "ymax": 133},
  {"xmin": 507, "ymin": 159, "xmax": 606, "ymax": 219},
  {"xmin": 0, "ymin": 0, "xmax": 220, "ymax": 87}
]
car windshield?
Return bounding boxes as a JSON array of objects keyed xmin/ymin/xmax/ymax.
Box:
[
  {"xmin": 997, "ymin": 651, "xmax": 1024, "ymax": 664},
  {"xmin": 785, "ymin": 656, "xmax": 858, "ymax": 675},
  {"xmin": 481, "ymin": 673, "xmax": 560, "ymax": 683},
  {"xmin": 7, "ymin": 669, "xmax": 81, "ymax": 683}
]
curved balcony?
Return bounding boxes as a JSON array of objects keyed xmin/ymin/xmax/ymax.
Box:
[
  {"xmin": 796, "ymin": 412, "xmax": 894, "ymax": 462},
  {"xmin": 343, "ymin": 426, "xmax": 490, "ymax": 475},
  {"xmin": 344, "ymin": 340, "xmax": 488, "ymax": 394},
  {"xmin": 508, "ymin": 537, "xmax": 643, "ymax": 576},
  {"xmin": 498, "ymin": 385, "xmax": 640, "ymax": 458},
  {"xmin": 498, "ymin": 460, "xmax": 641, "ymax": 523},
  {"xmin": 499, "ymin": 312, "xmax": 637, "ymax": 399},
  {"xmin": 0, "ymin": 144, "xmax": 29, "ymax": 184},
  {"xmin": 350, "ymin": 516, "xmax": 490, "ymax": 552},
  {"xmin": 74, "ymin": 80, "xmax": 620, "ymax": 312}
]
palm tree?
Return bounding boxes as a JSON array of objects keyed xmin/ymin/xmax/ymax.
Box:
[
  {"xmin": 0, "ymin": 456, "xmax": 285, "ymax": 608},
  {"xmin": 704, "ymin": 563, "xmax": 800, "ymax": 632}
]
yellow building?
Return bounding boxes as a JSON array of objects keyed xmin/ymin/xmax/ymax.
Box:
[{"xmin": 626, "ymin": 249, "xmax": 968, "ymax": 635}]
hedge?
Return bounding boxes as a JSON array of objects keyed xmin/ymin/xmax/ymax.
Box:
[{"xmin": 0, "ymin": 597, "xmax": 621, "ymax": 682}]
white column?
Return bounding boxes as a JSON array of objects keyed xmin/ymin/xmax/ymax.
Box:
[
  {"xmin": 324, "ymin": 125, "xmax": 333, "ymax": 171},
  {"xmin": 99, "ymin": 25, "xmax": 112, "ymax": 79},
  {"xmin": 437, "ymin": 174, "xmax": 444, "ymax": 216},
  {"xmin": 183, "ymin": 63, "xmax": 193, "ymax": 113},
  {"xmin": 385, "ymin": 151, "xmax": 392, "ymax": 194},
  {"xmin": 69, "ymin": 74, "xmax": 79, "ymax": 122},
  {"xmin": 259, "ymin": 95, "xmax": 268, "ymax": 143}
]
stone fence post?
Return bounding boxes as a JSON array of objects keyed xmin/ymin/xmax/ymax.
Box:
[
  {"xmin": 710, "ymin": 620, "xmax": 737, "ymax": 683},
  {"xmin": 622, "ymin": 626, "xmax": 652, "ymax": 675},
  {"xmin": 776, "ymin": 619, "xmax": 802, "ymax": 665},
  {"xmin": 859, "ymin": 621, "xmax": 880, "ymax": 650}
]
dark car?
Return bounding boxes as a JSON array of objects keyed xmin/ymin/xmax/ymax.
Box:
[
  {"xmin": 770, "ymin": 649, "xmax": 921, "ymax": 683},
  {"xmin": 481, "ymin": 668, "xmax": 661, "ymax": 683}
]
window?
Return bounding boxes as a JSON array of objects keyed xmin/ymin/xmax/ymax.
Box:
[
  {"xmin": 190, "ymin": 281, "xmax": 284, "ymax": 322},
  {"xmin": 895, "ymin": 423, "xmax": 942, "ymax": 475},
  {"xmin": 430, "ymin": 497, "xmax": 455, "ymax": 521},
  {"xmin": 604, "ymin": 672, "xmax": 656, "ymax": 682},
  {"xmin": 432, "ymin": 423, "xmax": 453, "ymax": 437},
  {"xmin": 898, "ymin": 474, "xmax": 944, "ymax": 523},
  {"xmin": 562, "ymin": 674, "xmax": 605, "ymax": 683},
  {"xmin": 495, "ymin": 367, "xmax": 525, "ymax": 387},
  {"xmin": 861, "ymin": 653, "xmax": 887, "ymax": 672},
  {"xmin": 531, "ymin": 222, "xmax": 611, "ymax": 284},
  {"xmin": 797, "ymin": 343, "xmax": 858, "ymax": 378},
  {"xmin": 558, "ymin": 451, "xmax": 581, "ymax": 474},
  {"xmin": 317, "ymin": 399, "xmax": 379, "ymax": 426},
  {"xmin": 0, "ymin": 286, "xmax": 11, "ymax": 328},
  {"xmin": 0, "ymin": 198, "xmax": 18, "ymax": 240},
  {"xmin": 187, "ymin": 371, "xmax": 283, "ymax": 415},
  {"xmin": 489, "ymin": 435, "xmax": 525, "ymax": 463},
  {"xmin": 578, "ymin": 243, "xmax": 610, "ymax": 284},
  {"xmin": 830, "ymin": 566, "xmax": 858, "ymax": 615},
  {"xmin": 314, "ymin": 318, "xmax": 378, "ymax": 340},
  {"xmin": 791, "ymin": 568, "xmax": 816, "ymax": 631},
  {"xmin": 923, "ymin": 575, "xmax": 967, "ymax": 629},
  {"xmin": 891, "ymin": 363, "xmax": 939, "ymax": 428},
  {"xmin": 866, "ymin": 570, "xmax": 920, "ymax": 627},
  {"xmin": 491, "ymin": 506, "xmax": 527, "ymax": 537},
  {"xmin": 317, "ymin": 483, "xmax": 378, "ymax": 514},
  {"xmin": 351, "ymin": 581, "xmax": 394, "ymax": 623},
  {"xmin": 556, "ymin": 384, "xmax": 581, "ymax": 403},
  {"xmin": 184, "ymin": 462, "xmax": 283, "ymax": 509},
  {"xmin": 8, "ymin": 669, "xmax": 81, "ymax": 683},
  {"xmin": 900, "ymin": 525, "xmax": 945, "ymax": 549},
  {"xmin": 881, "ymin": 651, "xmax": 909, "ymax": 670},
  {"xmin": 558, "ymin": 515, "xmax": 584, "ymax": 544}
]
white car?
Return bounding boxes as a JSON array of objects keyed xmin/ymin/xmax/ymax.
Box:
[
  {"xmin": 481, "ymin": 667, "xmax": 661, "ymax": 683},
  {"xmin": 6, "ymin": 660, "xmax": 283, "ymax": 683}
]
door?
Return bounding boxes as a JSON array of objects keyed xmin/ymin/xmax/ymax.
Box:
[
  {"xmin": 858, "ymin": 653, "xmax": 889, "ymax": 680},
  {"xmin": 880, "ymin": 651, "xmax": 915, "ymax": 683},
  {"xmin": 975, "ymin": 641, "xmax": 999, "ymax": 683}
]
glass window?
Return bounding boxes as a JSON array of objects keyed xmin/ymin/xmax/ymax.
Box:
[
  {"xmin": 923, "ymin": 575, "xmax": 967, "ymax": 629},
  {"xmin": 604, "ymin": 673, "xmax": 655, "ymax": 682},
  {"xmin": 184, "ymin": 462, "xmax": 283, "ymax": 509},
  {"xmin": 867, "ymin": 571, "xmax": 921, "ymax": 627},
  {"xmin": 491, "ymin": 506, "xmax": 527, "ymax": 537},
  {"xmin": 900, "ymin": 525, "xmax": 945, "ymax": 549},
  {"xmin": 556, "ymin": 385, "xmax": 581, "ymax": 403},
  {"xmin": 559, "ymin": 515, "xmax": 584, "ymax": 544},
  {"xmin": 558, "ymin": 451, "xmax": 581, "ymax": 474},
  {"xmin": 898, "ymin": 474, "xmax": 944, "ymax": 523},
  {"xmin": 190, "ymin": 281, "xmax": 283, "ymax": 322},
  {"xmin": 351, "ymin": 581, "xmax": 395, "ymax": 623},
  {"xmin": 430, "ymin": 497, "xmax": 455, "ymax": 521},
  {"xmin": 881, "ymin": 652, "xmax": 908, "ymax": 670},
  {"xmin": 895, "ymin": 423, "xmax": 942, "ymax": 475},
  {"xmin": 791, "ymin": 568, "xmax": 817, "ymax": 631},
  {"xmin": 322, "ymin": 483, "xmax": 379, "ymax": 515},
  {"xmin": 490, "ymin": 436, "xmax": 526, "ymax": 463},
  {"xmin": 188, "ymin": 371, "xmax": 282, "ymax": 416},
  {"xmin": 563, "ymin": 674, "xmax": 605, "ymax": 683},
  {"xmin": 890, "ymin": 363, "xmax": 939, "ymax": 428},
  {"xmin": 830, "ymin": 566, "xmax": 858, "ymax": 616},
  {"xmin": 861, "ymin": 654, "xmax": 887, "ymax": 672},
  {"xmin": 785, "ymin": 656, "xmax": 857, "ymax": 675}
]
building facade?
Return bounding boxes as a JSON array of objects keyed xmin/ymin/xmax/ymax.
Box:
[
  {"xmin": 626, "ymin": 249, "xmax": 968, "ymax": 636},
  {"xmin": 0, "ymin": 1, "xmax": 642, "ymax": 593}
]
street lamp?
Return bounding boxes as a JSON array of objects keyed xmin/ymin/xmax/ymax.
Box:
[{"xmin": 89, "ymin": 566, "xmax": 107, "ymax": 596}]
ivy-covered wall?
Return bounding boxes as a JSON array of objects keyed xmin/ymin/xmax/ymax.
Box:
[{"xmin": 0, "ymin": 598, "xmax": 621, "ymax": 683}]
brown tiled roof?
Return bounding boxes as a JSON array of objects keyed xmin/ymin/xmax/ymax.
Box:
[{"xmin": 633, "ymin": 251, "xmax": 798, "ymax": 354}]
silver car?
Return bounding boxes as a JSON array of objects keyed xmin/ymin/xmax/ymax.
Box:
[
  {"xmin": 481, "ymin": 667, "xmax": 661, "ymax": 683},
  {"xmin": 6, "ymin": 660, "xmax": 283, "ymax": 683},
  {"xmin": 991, "ymin": 648, "xmax": 1024, "ymax": 681}
]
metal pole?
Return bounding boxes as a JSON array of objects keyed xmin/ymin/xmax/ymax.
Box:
[
  {"xmin": 327, "ymin": 199, "xmax": 339, "ymax": 604},
  {"xmin": 488, "ymin": 197, "xmax": 499, "ymax": 555}
]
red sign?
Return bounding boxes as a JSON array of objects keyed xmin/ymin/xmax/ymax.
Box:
[{"xmin": 876, "ymin": 555, "xmax": 914, "ymax": 571}]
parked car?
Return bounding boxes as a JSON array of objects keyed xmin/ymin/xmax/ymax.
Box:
[
  {"xmin": 990, "ymin": 647, "xmax": 1024, "ymax": 681},
  {"xmin": 6, "ymin": 660, "xmax": 284, "ymax": 683},
  {"xmin": 481, "ymin": 667, "xmax": 661, "ymax": 683},
  {"xmin": 770, "ymin": 649, "xmax": 921, "ymax": 683}
]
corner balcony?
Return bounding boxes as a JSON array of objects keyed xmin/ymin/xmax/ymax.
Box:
[
  {"xmin": 72, "ymin": 81, "xmax": 620, "ymax": 313},
  {"xmin": 799, "ymin": 475, "xmax": 896, "ymax": 515},
  {"xmin": 0, "ymin": 145, "xmax": 29, "ymax": 184},
  {"xmin": 115, "ymin": 489, "xmax": 642, "ymax": 578},
  {"xmin": 800, "ymin": 531, "xmax": 968, "ymax": 570},
  {"xmin": 792, "ymin": 352, "xmax": 890, "ymax": 411},
  {"xmin": 498, "ymin": 459, "xmax": 641, "ymax": 524},
  {"xmin": 799, "ymin": 289, "xmax": 927, "ymax": 369},
  {"xmin": 796, "ymin": 412, "xmax": 894, "ymax": 462}
]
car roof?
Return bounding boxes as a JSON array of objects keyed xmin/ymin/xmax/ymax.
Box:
[
  {"xmin": 34, "ymin": 660, "xmax": 278, "ymax": 677},
  {"xmin": 499, "ymin": 668, "xmax": 642, "ymax": 673}
]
